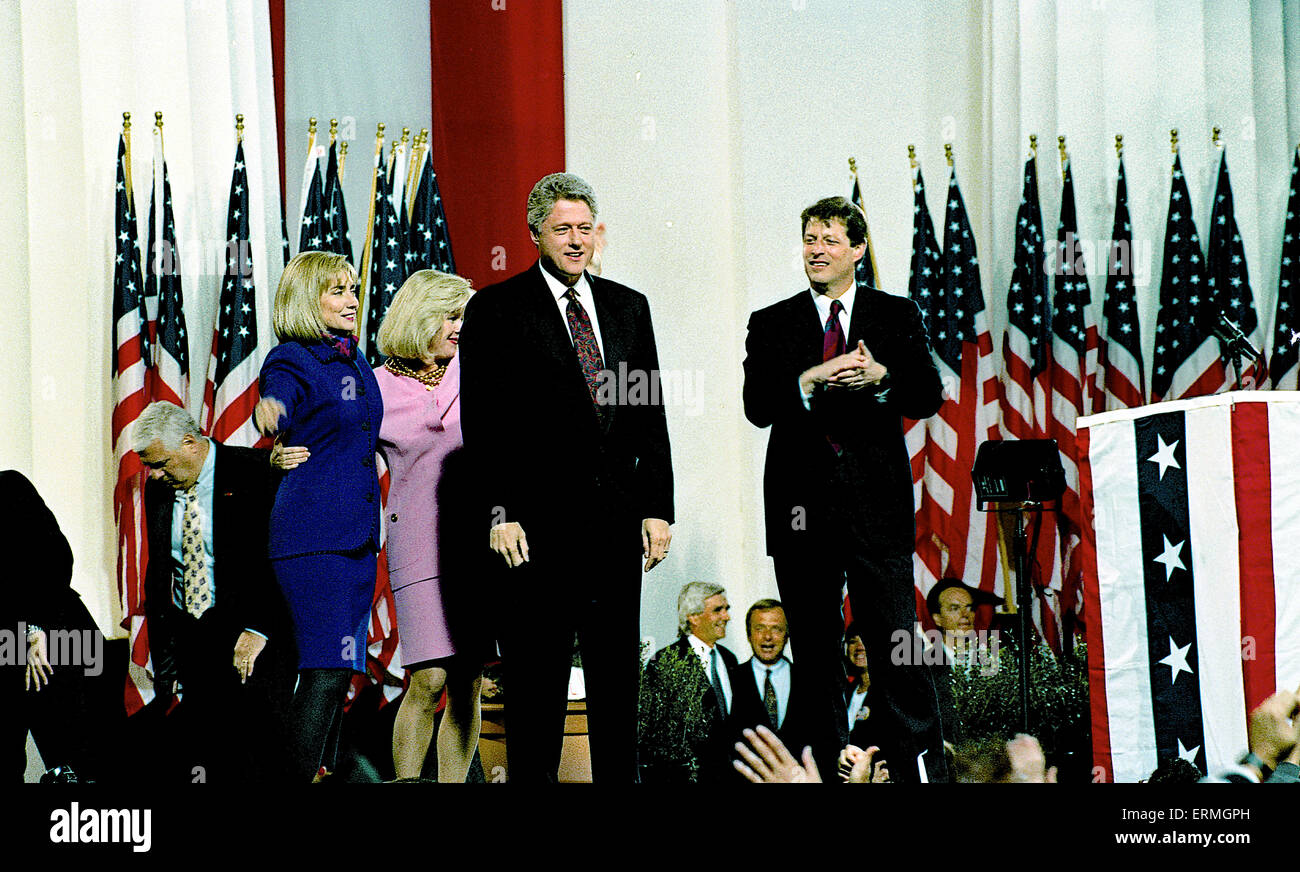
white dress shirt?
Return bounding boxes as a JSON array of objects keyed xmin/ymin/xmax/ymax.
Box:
[
  {"xmin": 749, "ymin": 655, "xmax": 791, "ymax": 728},
  {"xmin": 686, "ymin": 633, "xmax": 732, "ymax": 714},
  {"xmin": 540, "ymin": 263, "xmax": 605, "ymax": 361}
]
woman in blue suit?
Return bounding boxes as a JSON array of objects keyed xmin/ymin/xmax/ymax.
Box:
[{"xmin": 255, "ymin": 251, "xmax": 383, "ymax": 781}]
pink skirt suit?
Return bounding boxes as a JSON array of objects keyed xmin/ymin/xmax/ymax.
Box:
[{"xmin": 375, "ymin": 355, "xmax": 465, "ymax": 667}]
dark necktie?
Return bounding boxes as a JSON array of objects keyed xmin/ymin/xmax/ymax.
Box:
[
  {"xmin": 709, "ymin": 648, "xmax": 727, "ymax": 718},
  {"xmin": 564, "ymin": 288, "xmax": 605, "ymax": 411},
  {"xmin": 763, "ymin": 668, "xmax": 779, "ymax": 729},
  {"xmin": 822, "ymin": 299, "xmax": 846, "ymax": 455},
  {"xmin": 823, "ymin": 298, "xmax": 846, "ymax": 361}
]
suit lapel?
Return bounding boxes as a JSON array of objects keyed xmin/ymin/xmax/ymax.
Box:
[
  {"xmin": 795, "ymin": 291, "xmax": 827, "ymax": 366},
  {"xmin": 525, "ymin": 265, "xmax": 584, "ymax": 373},
  {"xmin": 590, "ymin": 274, "xmax": 627, "ymax": 370}
]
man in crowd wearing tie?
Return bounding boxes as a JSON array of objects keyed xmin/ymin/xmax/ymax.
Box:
[
  {"xmin": 133, "ymin": 401, "xmax": 296, "ymax": 782},
  {"xmin": 727, "ymin": 599, "xmax": 814, "ymax": 768},
  {"xmin": 640, "ymin": 582, "xmax": 737, "ymax": 781},
  {"xmin": 742, "ymin": 195, "xmax": 948, "ymax": 780},
  {"xmin": 460, "ymin": 172, "xmax": 674, "ymax": 782}
]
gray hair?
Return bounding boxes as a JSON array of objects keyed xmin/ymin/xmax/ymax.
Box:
[
  {"xmin": 526, "ymin": 172, "xmax": 598, "ymax": 234},
  {"xmin": 131, "ymin": 401, "xmax": 202, "ymax": 453},
  {"xmin": 677, "ymin": 581, "xmax": 726, "ymax": 637}
]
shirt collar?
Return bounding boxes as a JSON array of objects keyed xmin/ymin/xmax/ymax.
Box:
[
  {"xmin": 751, "ymin": 655, "xmax": 789, "ymax": 675},
  {"xmin": 539, "ymin": 260, "xmax": 593, "ymax": 304},
  {"xmin": 686, "ymin": 633, "xmax": 718, "ymax": 657},
  {"xmin": 809, "ymin": 282, "xmax": 856, "ymax": 324}
]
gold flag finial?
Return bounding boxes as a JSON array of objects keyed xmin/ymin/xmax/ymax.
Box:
[
  {"xmin": 1058, "ymin": 134, "xmax": 1067, "ymax": 169},
  {"xmin": 376, "ymin": 122, "xmax": 386, "ymax": 138},
  {"xmin": 308, "ymin": 116, "xmax": 317, "ymax": 136},
  {"xmin": 1115, "ymin": 134, "xmax": 1123, "ymax": 159},
  {"xmin": 401, "ymin": 127, "xmax": 410, "ymax": 144},
  {"xmin": 907, "ymin": 144, "xmax": 917, "ymax": 169},
  {"xmin": 154, "ymin": 111, "xmax": 163, "ymax": 130},
  {"xmin": 1029, "ymin": 134, "xmax": 1038, "ymax": 158},
  {"xmin": 1170, "ymin": 128, "xmax": 1179, "ymax": 154},
  {"xmin": 122, "ymin": 111, "xmax": 132, "ymax": 134},
  {"xmin": 944, "ymin": 143, "xmax": 954, "ymax": 167},
  {"xmin": 1212, "ymin": 125, "xmax": 1222, "ymax": 149},
  {"xmin": 329, "ymin": 118, "xmax": 338, "ymax": 144},
  {"xmin": 338, "ymin": 140, "xmax": 348, "ymax": 178},
  {"xmin": 848, "ymin": 156, "xmax": 858, "ymax": 176},
  {"xmin": 235, "ymin": 113, "xmax": 244, "ymax": 142}
]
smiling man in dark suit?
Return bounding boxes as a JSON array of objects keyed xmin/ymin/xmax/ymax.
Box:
[
  {"xmin": 133, "ymin": 400, "xmax": 295, "ymax": 783},
  {"xmin": 727, "ymin": 600, "xmax": 814, "ymax": 761},
  {"xmin": 743, "ymin": 196, "xmax": 947, "ymax": 781},
  {"xmin": 459, "ymin": 172, "xmax": 674, "ymax": 783}
]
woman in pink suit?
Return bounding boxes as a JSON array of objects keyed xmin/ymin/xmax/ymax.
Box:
[{"xmin": 375, "ymin": 270, "xmax": 484, "ymax": 782}]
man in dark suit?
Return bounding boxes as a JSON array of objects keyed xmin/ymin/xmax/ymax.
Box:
[
  {"xmin": 743, "ymin": 196, "xmax": 948, "ymax": 781},
  {"xmin": 3, "ymin": 470, "xmax": 110, "ymax": 782},
  {"xmin": 728, "ymin": 600, "xmax": 814, "ymax": 763},
  {"xmin": 640, "ymin": 582, "xmax": 736, "ymax": 781},
  {"xmin": 459, "ymin": 172, "xmax": 674, "ymax": 782},
  {"xmin": 133, "ymin": 401, "xmax": 296, "ymax": 783}
]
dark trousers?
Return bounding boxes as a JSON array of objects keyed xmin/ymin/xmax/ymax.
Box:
[
  {"xmin": 498, "ymin": 538, "xmax": 641, "ymax": 783},
  {"xmin": 773, "ymin": 548, "xmax": 948, "ymax": 782},
  {"xmin": 168, "ymin": 608, "xmax": 295, "ymax": 783}
]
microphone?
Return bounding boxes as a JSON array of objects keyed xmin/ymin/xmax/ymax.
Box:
[{"xmin": 1211, "ymin": 311, "xmax": 1261, "ymax": 360}]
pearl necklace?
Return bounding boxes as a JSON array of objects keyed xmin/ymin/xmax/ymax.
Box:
[{"xmin": 385, "ymin": 357, "xmax": 448, "ymax": 390}]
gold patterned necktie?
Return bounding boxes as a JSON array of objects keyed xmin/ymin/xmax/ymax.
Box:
[{"xmin": 181, "ymin": 487, "xmax": 211, "ymax": 618}]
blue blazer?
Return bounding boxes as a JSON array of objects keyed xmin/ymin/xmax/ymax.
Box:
[{"xmin": 258, "ymin": 338, "xmax": 384, "ymax": 559}]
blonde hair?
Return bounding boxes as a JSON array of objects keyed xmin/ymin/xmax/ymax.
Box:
[
  {"xmin": 376, "ymin": 269, "xmax": 472, "ymax": 361},
  {"xmin": 273, "ymin": 251, "xmax": 359, "ymax": 342}
]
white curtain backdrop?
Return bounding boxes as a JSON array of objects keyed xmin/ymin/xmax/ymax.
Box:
[
  {"xmin": 1, "ymin": 0, "xmax": 283, "ymax": 635},
  {"xmin": 563, "ymin": 0, "xmax": 1300, "ymax": 651}
]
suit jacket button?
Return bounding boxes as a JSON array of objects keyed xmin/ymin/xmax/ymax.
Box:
[
  {"xmin": 365, "ymin": 493, "xmax": 374, "ymax": 503},
  {"xmin": 361, "ymin": 421, "xmax": 370, "ymax": 431},
  {"xmin": 389, "ymin": 513, "xmax": 398, "ymax": 522}
]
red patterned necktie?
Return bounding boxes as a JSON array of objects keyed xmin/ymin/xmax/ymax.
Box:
[
  {"xmin": 823, "ymin": 298, "xmax": 846, "ymax": 361},
  {"xmin": 823, "ymin": 299, "xmax": 846, "ymax": 455},
  {"xmin": 564, "ymin": 288, "xmax": 606, "ymax": 411}
]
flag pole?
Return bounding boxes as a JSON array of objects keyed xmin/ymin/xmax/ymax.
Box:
[
  {"xmin": 944, "ymin": 142, "xmax": 953, "ymax": 167},
  {"xmin": 155, "ymin": 111, "xmax": 165, "ymax": 159},
  {"xmin": 1115, "ymin": 133, "xmax": 1123, "ymax": 160},
  {"xmin": 235, "ymin": 113, "xmax": 244, "ymax": 143},
  {"xmin": 329, "ymin": 117, "xmax": 337, "ymax": 147},
  {"xmin": 1211, "ymin": 125, "xmax": 1222, "ymax": 151},
  {"xmin": 847, "ymin": 156, "xmax": 880, "ymax": 286},
  {"xmin": 338, "ymin": 140, "xmax": 348, "ymax": 180},
  {"xmin": 122, "ymin": 112, "xmax": 134, "ymax": 200},
  {"xmin": 1058, "ymin": 135, "xmax": 1068, "ymax": 178},
  {"xmin": 358, "ymin": 123, "xmax": 385, "ymax": 318},
  {"xmin": 907, "ymin": 143, "xmax": 917, "ymax": 170}
]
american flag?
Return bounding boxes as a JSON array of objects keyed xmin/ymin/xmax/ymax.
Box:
[
  {"xmin": 146, "ymin": 143, "xmax": 189, "ymax": 409},
  {"xmin": 1097, "ymin": 155, "xmax": 1146, "ymax": 409},
  {"xmin": 849, "ymin": 168, "xmax": 879, "ymax": 290},
  {"xmin": 1271, "ymin": 149, "xmax": 1300, "ymax": 389},
  {"xmin": 906, "ymin": 164, "xmax": 941, "ymax": 513},
  {"xmin": 408, "ymin": 142, "xmax": 456, "ymax": 274},
  {"xmin": 298, "ymin": 148, "xmax": 327, "ymax": 254},
  {"xmin": 346, "ymin": 459, "xmax": 404, "ymax": 711},
  {"xmin": 1206, "ymin": 150, "xmax": 1262, "ymax": 389},
  {"xmin": 322, "ymin": 139, "xmax": 352, "ymax": 262},
  {"xmin": 911, "ymin": 163, "xmax": 1003, "ymax": 622},
  {"xmin": 1001, "ymin": 152, "xmax": 1063, "ymax": 650},
  {"xmin": 364, "ymin": 153, "xmax": 405, "ymax": 365},
  {"xmin": 201, "ymin": 141, "xmax": 267, "ymax": 448},
  {"xmin": 1151, "ymin": 153, "xmax": 1225, "ymax": 403},
  {"xmin": 1048, "ymin": 157, "xmax": 1093, "ymax": 637},
  {"xmin": 1080, "ymin": 393, "xmax": 1300, "ymax": 781},
  {"xmin": 111, "ymin": 132, "xmax": 155, "ymax": 714},
  {"xmin": 390, "ymin": 137, "xmax": 415, "ymax": 283}
]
